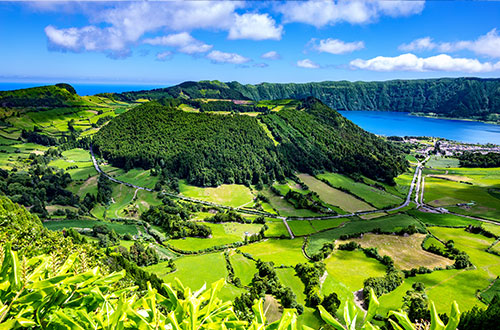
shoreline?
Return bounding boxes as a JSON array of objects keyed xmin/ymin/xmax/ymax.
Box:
[{"xmin": 409, "ymin": 112, "xmax": 500, "ymax": 126}]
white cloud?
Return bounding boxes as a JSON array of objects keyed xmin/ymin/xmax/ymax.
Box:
[
  {"xmin": 206, "ymin": 50, "xmax": 250, "ymax": 64},
  {"xmin": 144, "ymin": 32, "xmax": 212, "ymax": 54},
  {"xmin": 44, "ymin": 1, "xmax": 278, "ymax": 57},
  {"xmin": 399, "ymin": 29, "xmax": 500, "ymax": 58},
  {"xmin": 156, "ymin": 51, "xmax": 173, "ymax": 61},
  {"xmin": 398, "ymin": 37, "xmax": 436, "ymax": 52},
  {"xmin": 350, "ymin": 53, "xmax": 500, "ymax": 72},
  {"xmin": 297, "ymin": 59, "xmax": 320, "ymax": 69},
  {"xmin": 279, "ymin": 0, "xmax": 424, "ymax": 28},
  {"xmin": 261, "ymin": 51, "xmax": 281, "ymax": 60},
  {"xmin": 312, "ymin": 38, "xmax": 364, "ymax": 54},
  {"xmin": 228, "ymin": 13, "xmax": 283, "ymax": 40}
]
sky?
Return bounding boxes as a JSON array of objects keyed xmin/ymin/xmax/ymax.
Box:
[{"xmin": 1, "ymin": 0, "xmax": 500, "ymax": 86}]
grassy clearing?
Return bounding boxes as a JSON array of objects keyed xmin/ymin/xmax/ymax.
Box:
[
  {"xmin": 346, "ymin": 234, "xmax": 454, "ymax": 270},
  {"xmin": 309, "ymin": 218, "xmax": 344, "ymax": 232},
  {"xmin": 61, "ymin": 148, "xmax": 91, "ymax": 162},
  {"xmin": 427, "ymin": 156, "xmax": 460, "ymax": 168},
  {"xmin": 288, "ymin": 220, "xmax": 316, "ymax": 236},
  {"xmin": 297, "ymin": 174, "xmax": 375, "ymax": 213},
  {"xmin": 316, "ymin": 173, "xmax": 402, "ymax": 209},
  {"xmin": 115, "ymin": 169, "xmax": 158, "ymax": 189},
  {"xmin": 179, "ymin": 180, "xmax": 254, "ymax": 208},
  {"xmin": 321, "ymin": 249, "xmax": 386, "ymax": 316},
  {"xmin": 394, "ymin": 171, "xmax": 414, "ymax": 197},
  {"xmin": 168, "ymin": 222, "xmax": 263, "ymax": 251},
  {"xmin": 238, "ymin": 239, "xmax": 307, "ymax": 266},
  {"xmin": 424, "ymin": 176, "xmax": 500, "ymax": 220},
  {"xmin": 276, "ymin": 268, "xmax": 306, "ymax": 304},
  {"xmin": 146, "ymin": 253, "xmax": 234, "ymax": 296},
  {"xmin": 482, "ymin": 223, "xmax": 500, "ymax": 236},
  {"xmin": 379, "ymin": 268, "xmax": 487, "ymax": 316},
  {"xmin": 423, "ymin": 236, "xmax": 446, "ymax": 253},
  {"xmin": 43, "ymin": 219, "xmax": 138, "ymax": 235},
  {"xmin": 408, "ymin": 209, "xmax": 481, "ymax": 227},
  {"xmin": 107, "ymin": 183, "xmax": 136, "ymax": 219},
  {"xmin": 480, "ymin": 278, "xmax": 500, "ymax": 304},
  {"xmin": 260, "ymin": 187, "xmax": 321, "ymax": 217},
  {"xmin": 265, "ymin": 221, "xmax": 290, "ymax": 238},
  {"xmin": 230, "ymin": 253, "xmax": 257, "ymax": 286},
  {"xmin": 307, "ymin": 213, "xmax": 425, "ymax": 255}
]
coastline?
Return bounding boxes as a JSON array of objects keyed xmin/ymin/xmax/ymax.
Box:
[{"xmin": 409, "ymin": 112, "xmax": 500, "ymax": 126}]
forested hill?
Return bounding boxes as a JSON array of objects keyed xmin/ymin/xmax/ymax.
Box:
[
  {"xmin": 115, "ymin": 78, "xmax": 500, "ymax": 120},
  {"xmin": 93, "ymin": 98, "xmax": 407, "ymax": 186},
  {"xmin": 0, "ymin": 83, "xmax": 83, "ymax": 108}
]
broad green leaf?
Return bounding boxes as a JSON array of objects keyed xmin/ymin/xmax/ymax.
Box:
[
  {"xmin": 365, "ymin": 288, "xmax": 379, "ymax": 323},
  {"xmin": 430, "ymin": 302, "xmax": 445, "ymax": 330},
  {"xmin": 318, "ymin": 305, "xmax": 346, "ymax": 330},
  {"xmin": 388, "ymin": 310, "xmax": 415, "ymax": 330},
  {"xmin": 444, "ymin": 301, "xmax": 460, "ymax": 330}
]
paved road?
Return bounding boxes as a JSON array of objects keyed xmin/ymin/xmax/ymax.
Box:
[{"xmin": 92, "ymin": 148, "xmax": 499, "ymax": 229}]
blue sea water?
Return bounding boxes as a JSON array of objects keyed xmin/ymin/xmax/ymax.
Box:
[
  {"xmin": 0, "ymin": 82, "xmax": 168, "ymax": 96},
  {"xmin": 339, "ymin": 111, "xmax": 500, "ymax": 145}
]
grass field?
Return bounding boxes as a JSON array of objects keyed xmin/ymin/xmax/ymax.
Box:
[
  {"xmin": 316, "ymin": 173, "xmax": 403, "ymax": 209},
  {"xmin": 424, "ymin": 176, "xmax": 500, "ymax": 220},
  {"xmin": 307, "ymin": 213, "xmax": 425, "ymax": 255},
  {"xmin": 394, "ymin": 171, "xmax": 414, "ymax": 197},
  {"xmin": 260, "ymin": 187, "xmax": 321, "ymax": 217},
  {"xmin": 147, "ymin": 253, "xmax": 227, "ymax": 289},
  {"xmin": 168, "ymin": 222, "xmax": 263, "ymax": 251},
  {"xmin": 408, "ymin": 209, "xmax": 481, "ymax": 227},
  {"xmin": 115, "ymin": 169, "xmax": 158, "ymax": 189},
  {"xmin": 297, "ymin": 174, "xmax": 375, "ymax": 213},
  {"xmin": 426, "ymin": 156, "xmax": 460, "ymax": 168},
  {"xmin": 276, "ymin": 268, "xmax": 306, "ymax": 304},
  {"xmin": 480, "ymin": 278, "xmax": 500, "ymax": 304},
  {"xmin": 322, "ymin": 249, "xmax": 386, "ymax": 314},
  {"xmin": 230, "ymin": 253, "xmax": 257, "ymax": 286},
  {"xmin": 238, "ymin": 239, "xmax": 307, "ymax": 266},
  {"xmin": 309, "ymin": 218, "xmax": 345, "ymax": 232},
  {"xmin": 43, "ymin": 219, "xmax": 139, "ymax": 235},
  {"xmin": 346, "ymin": 233, "xmax": 454, "ymax": 270},
  {"xmin": 422, "ymin": 236, "xmax": 447, "ymax": 253},
  {"xmin": 179, "ymin": 180, "xmax": 254, "ymax": 208},
  {"xmin": 288, "ymin": 220, "xmax": 317, "ymax": 236},
  {"xmin": 265, "ymin": 221, "xmax": 290, "ymax": 238}
]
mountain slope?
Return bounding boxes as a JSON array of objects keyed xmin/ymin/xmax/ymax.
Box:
[
  {"xmin": 93, "ymin": 98, "xmax": 407, "ymax": 185},
  {"xmin": 114, "ymin": 78, "xmax": 500, "ymax": 120},
  {"xmin": 0, "ymin": 83, "xmax": 84, "ymax": 108}
]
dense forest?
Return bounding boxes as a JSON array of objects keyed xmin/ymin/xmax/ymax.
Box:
[
  {"xmin": 0, "ymin": 83, "xmax": 83, "ymax": 108},
  {"xmin": 458, "ymin": 151, "xmax": 500, "ymax": 167},
  {"xmin": 93, "ymin": 98, "xmax": 407, "ymax": 186},
  {"xmin": 115, "ymin": 78, "xmax": 500, "ymax": 120}
]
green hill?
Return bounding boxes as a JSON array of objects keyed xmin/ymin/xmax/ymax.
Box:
[
  {"xmin": 93, "ymin": 98, "xmax": 407, "ymax": 186},
  {"xmin": 0, "ymin": 83, "xmax": 84, "ymax": 108},
  {"xmin": 114, "ymin": 78, "xmax": 500, "ymax": 120}
]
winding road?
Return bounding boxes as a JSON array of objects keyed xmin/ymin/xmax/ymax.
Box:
[{"xmin": 90, "ymin": 147, "xmax": 498, "ymax": 232}]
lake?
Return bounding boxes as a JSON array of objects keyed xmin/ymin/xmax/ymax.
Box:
[{"xmin": 339, "ymin": 111, "xmax": 500, "ymax": 145}]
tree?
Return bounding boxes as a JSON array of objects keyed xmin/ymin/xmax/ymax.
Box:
[{"xmin": 403, "ymin": 282, "xmax": 430, "ymax": 322}]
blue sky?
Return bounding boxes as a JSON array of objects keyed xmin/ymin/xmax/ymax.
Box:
[{"xmin": 1, "ymin": 1, "xmax": 500, "ymax": 86}]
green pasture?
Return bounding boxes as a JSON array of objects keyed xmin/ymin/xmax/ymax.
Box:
[
  {"xmin": 297, "ymin": 174, "xmax": 375, "ymax": 213},
  {"xmin": 346, "ymin": 233, "xmax": 453, "ymax": 270},
  {"xmin": 288, "ymin": 220, "xmax": 316, "ymax": 236},
  {"xmin": 230, "ymin": 253, "xmax": 257, "ymax": 286},
  {"xmin": 179, "ymin": 180, "xmax": 254, "ymax": 208},
  {"xmin": 316, "ymin": 172, "xmax": 403, "ymax": 209},
  {"xmin": 115, "ymin": 169, "xmax": 158, "ymax": 189},
  {"xmin": 168, "ymin": 222, "xmax": 263, "ymax": 251},
  {"xmin": 307, "ymin": 213, "xmax": 425, "ymax": 255},
  {"xmin": 424, "ymin": 177, "xmax": 500, "ymax": 219},
  {"xmin": 43, "ymin": 219, "xmax": 139, "ymax": 235},
  {"xmin": 394, "ymin": 171, "xmax": 414, "ymax": 197},
  {"xmin": 426, "ymin": 156, "xmax": 460, "ymax": 168},
  {"xmin": 309, "ymin": 218, "xmax": 345, "ymax": 232},
  {"xmin": 238, "ymin": 239, "xmax": 307, "ymax": 266},
  {"xmin": 276, "ymin": 268, "xmax": 306, "ymax": 304},
  {"xmin": 481, "ymin": 278, "xmax": 500, "ymax": 304},
  {"xmin": 265, "ymin": 221, "xmax": 290, "ymax": 238},
  {"xmin": 107, "ymin": 183, "xmax": 137, "ymax": 219},
  {"xmin": 408, "ymin": 210, "xmax": 480, "ymax": 227},
  {"xmin": 260, "ymin": 187, "xmax": 321, "ymax": 217}
]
